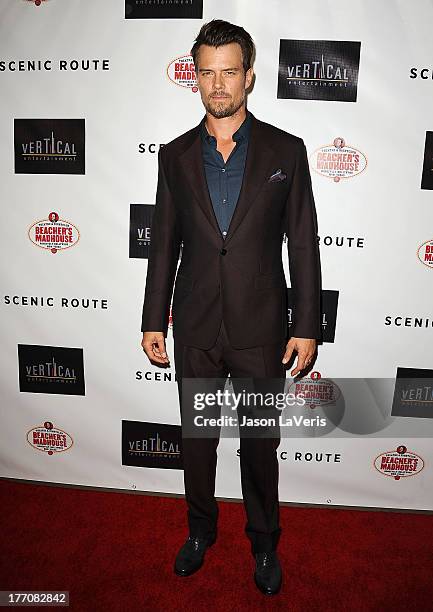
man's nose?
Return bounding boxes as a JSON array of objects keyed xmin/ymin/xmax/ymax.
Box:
[{"xmin": 213, "ymin": 73, "xmax": 224, "ymax": 89}]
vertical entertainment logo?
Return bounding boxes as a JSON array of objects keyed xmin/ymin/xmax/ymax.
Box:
[
  {"xmin": 277, "ymin": 40, "xmax": 361, "ymax": 102},
  {"xmin": 125, "ymin": 0, "xmax": 203, "ymax": 19},
  {"xmin": 287, "ymin": 289, "xmax": 339, "ymax": 343},
  {"xmin": 391, "ymin": 367, "xmax": 433, "ymax": 418},
  {"xmin": 18, "ymin": 344, "xmax": 85, "ymax": 395},
  {"xmin": 14, "ymin": 119, "xmax": 85, "ymax": 174},
  {"xmin": 122, "ymin": 420, "xmax": 183, "ymax": 469},
  {"xmin": 129, "ymin": 204, "xmax": 154, "ymax": 259},
  {"xmin": 421, "ymin": 131, "xmax": 433, "ymax": 190}
]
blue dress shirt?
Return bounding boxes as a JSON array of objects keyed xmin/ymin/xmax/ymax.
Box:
[{"xmin": 200, "ymin": 110, "xmax": 252, "ymax": 239}]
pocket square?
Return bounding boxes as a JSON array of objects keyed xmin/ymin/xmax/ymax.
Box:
[{"xmin": 268, "ymin": 169, "xmax": 287, "ymax": 182}]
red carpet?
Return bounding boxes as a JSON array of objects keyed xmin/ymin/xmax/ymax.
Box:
[{"xmin": 1, "ymin": 479, "xmax": 432, "ymax": 611}]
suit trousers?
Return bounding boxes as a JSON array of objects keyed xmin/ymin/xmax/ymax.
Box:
[{"xmin": 173, "ymin": 318, "xmax": 287, "ymax": 555}]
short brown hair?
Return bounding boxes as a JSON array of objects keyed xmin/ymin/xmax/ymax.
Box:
[{"xmin": 191, "ymin": 19, "xmax": 255, "ymax": 73}]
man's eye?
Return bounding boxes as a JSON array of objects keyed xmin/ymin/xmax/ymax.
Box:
[{"xmin": 225, "ymin": 71, "xmax": 235, "ymax": 75}]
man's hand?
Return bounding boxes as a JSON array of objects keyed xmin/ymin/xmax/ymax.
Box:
[
  {"xmin": 141, "ymin": 331, "xmax": 170, "ymax": 365},
  {"xmin": 282, "ymin": 337, "xmax": 316, "ymax": 376}
]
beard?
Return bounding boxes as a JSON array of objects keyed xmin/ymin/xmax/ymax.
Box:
[{"xmin": 204, "ymin": 92, "xmax": 245, "ymax": 119}]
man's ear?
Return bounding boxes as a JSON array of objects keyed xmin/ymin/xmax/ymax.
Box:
[{"xmin": 245, "ymin": 67, "xmax": 254, "ymax": 90}]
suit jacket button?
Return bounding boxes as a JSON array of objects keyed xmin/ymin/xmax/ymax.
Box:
[{"xmin": 220, "ymin": 248, "xmax": 227, "ymax": 255}]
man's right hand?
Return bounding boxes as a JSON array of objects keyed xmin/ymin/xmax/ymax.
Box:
[{"xmin": 141, "ymin": 331, "xmax": 170, "ymax": 365}]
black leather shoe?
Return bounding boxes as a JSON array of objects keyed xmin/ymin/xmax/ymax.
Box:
[
  {"xmin": 254, "ymin": 551, "xmax": 282, "ymax": 595},
  {"xmin": 174, "ymin": 534, "xmax": 216, "ymax": 577}
]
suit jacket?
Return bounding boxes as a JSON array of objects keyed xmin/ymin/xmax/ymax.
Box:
[{"xmin": 141, "ymin": 111, "xmax": 322, "ymax": 350}]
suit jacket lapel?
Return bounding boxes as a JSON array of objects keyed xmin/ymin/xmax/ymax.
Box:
[
  {"xmin": 179, "ymin": 123, "xmax": 222, "ymax": 238},
  {"xmin": 224, "ymin": 114, "xmax": 274, "ymax": 245},
  {"xmin": 178, "ymin": 112, "xmax": 275, "ymax": 243}
]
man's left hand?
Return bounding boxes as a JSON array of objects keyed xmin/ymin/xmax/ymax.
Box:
[{"xmin": 282, "ymin": 337, "xmax": 316, "ymax": 376}]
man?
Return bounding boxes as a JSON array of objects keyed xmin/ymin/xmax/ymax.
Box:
[{"xmin": 141, "ymin": 19, "xmax": 322, "ymax": 596}]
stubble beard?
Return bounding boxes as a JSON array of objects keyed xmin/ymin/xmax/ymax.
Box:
[{"xmin": 204, "ymin": 93, "xmax": 245, "ymax": 119}]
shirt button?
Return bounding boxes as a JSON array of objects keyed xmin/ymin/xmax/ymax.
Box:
[
  {"xmin": 222, "ymin": 231, "xmax": 227, "ymax": 236},
  {"xmin": 222, "ymin": 199, "xmax": 227, "ymax": 203},
  {"xmin": 220, "ymin": 248, "xmax": 227, "ymax": 255},
  {"xmin": 221, "ymin": 168, "xmax": 226, "ymax": 173}
]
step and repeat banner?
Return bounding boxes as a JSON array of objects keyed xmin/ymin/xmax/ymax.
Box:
[{"xmin": 1, "ymin": 0, "xmax": 432, "ymax": 511}]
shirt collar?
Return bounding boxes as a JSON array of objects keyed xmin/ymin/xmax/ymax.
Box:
[{"xmin": 200, "ymin": 109, "xmax": 252, "ymax": 146}]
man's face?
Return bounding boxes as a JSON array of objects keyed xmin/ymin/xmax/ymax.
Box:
[{"xmin": 195, "ymin": 42, "xmax": 253, "ymax": 119}]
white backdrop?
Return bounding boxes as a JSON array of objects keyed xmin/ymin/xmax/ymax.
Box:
[{"xmin": 1, "ymin": 0, "xmax": 433, "ymax": 511}]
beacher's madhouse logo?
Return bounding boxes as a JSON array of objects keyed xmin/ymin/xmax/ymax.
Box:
[
  {"xmin": 277, "ymin": 40, "xmax": 361, "ymax": 102},
  {"xmin": 311, "ymin": 137, "xmax": 367, "ymax": 182},
  {"xmin": 288, "ymin": 371, "xmax": 341, "ymax": 410},
  {"xmin": 167, "ymin": 54, "xmax": 197, "ymax": 92},
  {"xmin": 14, "ymin": 119, "xmax": 85, "ymax": 174},
  {"xmin": 374, "ymin": 445, "xmax": 424, "ymax": 480},
  {"xmin": 27, "ymin": 421, "xmax": 73, "ymax": 455},
  {"xmin": 28, "ymin": 212, "xmax": 80, "ymax": 254},
  {"xmin": 417, "ymin": 239, "xmax": 433, "ymax": 269}
]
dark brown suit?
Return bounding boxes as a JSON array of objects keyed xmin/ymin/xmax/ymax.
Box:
[
  {"xmin": 141, "ymin": 112, "xmax": 322, "ymax": 554},
  {"xmin": 141, "ymin": 112, "xmax": 322, "ymax": 348}
]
